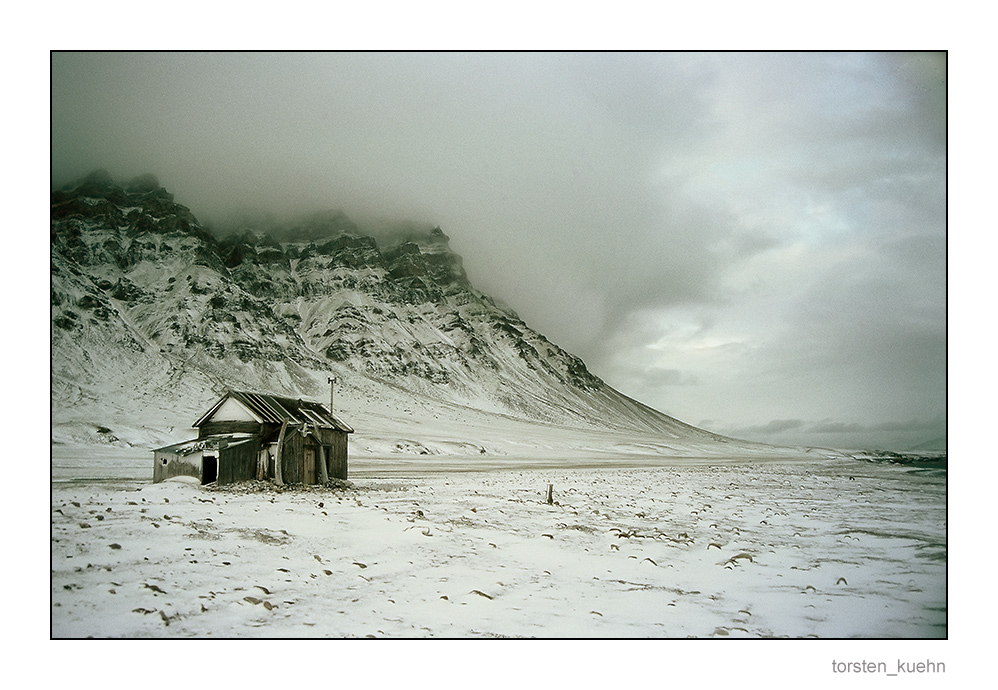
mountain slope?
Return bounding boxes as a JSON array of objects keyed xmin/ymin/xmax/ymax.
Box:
[{"xmin": 51, "ymin": 171, "xmax": 805, "ymax": 460}]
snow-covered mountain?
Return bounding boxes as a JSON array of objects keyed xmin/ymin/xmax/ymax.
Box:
[{"xmin": 51, "ymin": 171, "xmax": 807, "ymax": 460}]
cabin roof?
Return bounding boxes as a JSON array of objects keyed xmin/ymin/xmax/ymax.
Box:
[{"xmin": 194, "ymin": 390, "xmax": 354, "ymax": 433}]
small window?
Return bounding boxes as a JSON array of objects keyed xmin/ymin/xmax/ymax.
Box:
[{"xmin": 162, "ymin": 458, "xmax": 168, "ymax": 465}]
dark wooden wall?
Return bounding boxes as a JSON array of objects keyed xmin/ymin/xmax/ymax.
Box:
[
  {"xmin": 328, "ymin": 432, "xmax": 348, "ymax": 480},
  {"xmin": 155, "ymin": 427, "xmax": 349, "ymax": 485},
  {"xmin": 218, "ymin": 440, "xmax": 260, "ymax": 485},
  {"xmin": 280, "ymin": 431, "xmax": 306, "ymax": 484},
  {"xmin": 312, "ymin": 428, "xmax": 349, "ymax": 480},
  {"xmin": 275, "ymin": 429, "xmax": 349, "ymax": 483},
  {"xmin": 198, "ymin": 421, "xmax": 265, "ymax": 438}
]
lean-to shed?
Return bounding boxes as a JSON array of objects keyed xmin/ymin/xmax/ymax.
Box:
[{"xmin": 153, "ymin": 390, "xmax": 353, "ymax": 485}]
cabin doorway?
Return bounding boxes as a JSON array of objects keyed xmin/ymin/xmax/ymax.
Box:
[
  {"xmin": 304, "ymin": 447, "xmax": 316, "ymax": 484},
  {"xmin": 202, "ymin": 455, "xmax": 218, "ymax": 484}
]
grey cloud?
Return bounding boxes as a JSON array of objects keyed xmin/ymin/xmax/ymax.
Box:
[
  {"xmin": 721, "ymin": 415, "xmax": 945, "ymax": 451},
  {"xmin": 808, "ymin": 418, "xmax": 945, "ymax": 435},
  {"xmin": 642, "ymin": 368, "xmax": 701, "ymax": 387},
  {"xmin": 808, "ymin": 421, "xmax": 865, "ymax": 434},
  {"xmin": 745, "ymin": 419, "xmax": 806, "ymax": 434}
]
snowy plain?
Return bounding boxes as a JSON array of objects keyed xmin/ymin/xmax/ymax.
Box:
[{"xmin": 52, "ymin": 447, "xmax": 945, "ymax": 640}]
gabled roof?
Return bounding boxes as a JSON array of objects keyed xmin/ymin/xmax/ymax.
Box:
[{"xmin": 194, "ymin": 390, "xmax": 353, "ymax": 433}]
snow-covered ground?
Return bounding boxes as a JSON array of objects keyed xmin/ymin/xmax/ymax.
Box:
[{"xmin": 52, "ymin": 454, "xmax": 944, "ymax": 639}]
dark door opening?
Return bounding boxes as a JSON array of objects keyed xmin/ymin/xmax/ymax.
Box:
[{"xmin": 202, "ymin": 455, "xmax": 218, "ymax": 484}]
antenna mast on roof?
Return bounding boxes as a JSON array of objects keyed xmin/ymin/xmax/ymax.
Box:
[{"xmin": 327, "ymin": 376, "xmax": 336, "ymax": 414}]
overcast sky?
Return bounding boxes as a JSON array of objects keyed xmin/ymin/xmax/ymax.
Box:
[{"xmin": 51, "ymin": 51, "xmax": 946, "ymax": 450}]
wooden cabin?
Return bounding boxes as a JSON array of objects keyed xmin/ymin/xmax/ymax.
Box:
[{"xmin": 153, "ymin": 390, "xmax": 353, "ymax": 485}]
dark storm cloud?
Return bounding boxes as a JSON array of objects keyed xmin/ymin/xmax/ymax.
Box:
[
  {"xmin": 50, "ymin": 51, "xmax": 946, "ymax": 450},
  {"xmin": 51, "ymin": 53, "xmax": 732, "ymax": 313}
]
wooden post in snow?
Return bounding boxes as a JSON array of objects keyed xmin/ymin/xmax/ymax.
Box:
[
  {"xmin": 327, "ymin": 376, "xmax": 336, "ymax": 414},
  {"xmin": 546, "ymin": 484, "xmax": 554, "ymax": 505},
  {"xmin": 274, "ymin": 420, "xmax": 288, "ymax": 486}
]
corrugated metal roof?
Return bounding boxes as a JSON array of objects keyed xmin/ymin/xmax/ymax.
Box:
[{"xmin": 194, "ymin": 390, "xmax": 353, "ymax": 433}]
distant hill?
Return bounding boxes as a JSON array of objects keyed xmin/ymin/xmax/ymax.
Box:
[{"xmin": 909, "ymin": 436, "xmax": 947, "ymax": 452}]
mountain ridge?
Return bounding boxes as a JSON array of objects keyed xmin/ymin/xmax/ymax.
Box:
[{"xmin": 51, "ymin": 170, "xmax": 812, "ymax": 460}]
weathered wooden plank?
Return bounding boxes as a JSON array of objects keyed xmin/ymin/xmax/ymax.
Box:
[
  {"xmin": 198, "ymin": 420, "xmax": 261, "ymax": 437},
  {"xmin": 274, "ymin": 420, "xmax": 288, "ymax": 486},
  {"xmin": 283, "ymin": 431, "xmax": 303, "ymax": 484},
  {"xmin": 318, "ymin": 444, "xmax": 329, "ymax": 483}
]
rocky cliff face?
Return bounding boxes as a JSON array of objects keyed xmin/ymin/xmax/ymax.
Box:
[{"xmin": 51, "ymin": 171, "xmax": 726, "ymax": 450}]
